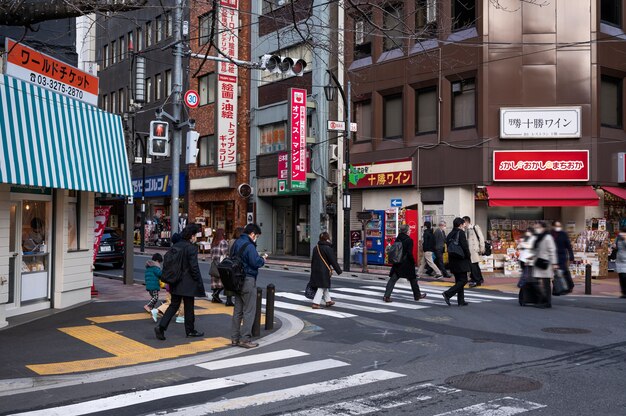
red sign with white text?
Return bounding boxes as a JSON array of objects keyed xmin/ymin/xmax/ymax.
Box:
[
  {"xmin": 493, "ymin": 150, "xmax": 589, "ymax": 182},
  {"xmin": 289, "ymin": 88, "xmax": 307, "ymax": 189}
]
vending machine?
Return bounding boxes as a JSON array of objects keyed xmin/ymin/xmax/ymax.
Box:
[
  {"xmin": 384, "ymin": 208, "xmax": 419, "ymax": 265},
  {"xmin": 365, "ymin": 210, "xmax": 385, "ymax": 265}
]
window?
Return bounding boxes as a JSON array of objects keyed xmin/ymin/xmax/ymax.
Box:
[
  {"xmin": 354, "ymin": 16, "xmax": 373, "ymax": 60},
  {"xmin": 111, "ymin": 40, "xmax": 117, "ymax": 64},
  {"xmin": 127, "ymin": 31, "xmax": 134, "ymax": 51},
  {"xmin": 383, "ymin": 4, "xmax": 403, "ymax": 51},
  {"xmin": 415, "ymin": 86, "xmax": 437, "ymax": 134},
  {"xmin": 67, "ymin": 191, "xmax": 82, "ymax": 251},
  {"xmin": 416, "ymin": 0, "xmax": 437, "ymax": 35},
  {"xmin": 601, "ymin": 75, "xmax": 622, "ymax": 128},
  {"xmin": 199, "ymin": 135, "xmax": 216, "ymax": 166},
  {"xmin": 137, "ymin": 27, "xmax": 144, "ymax": 50},
  {"xmin": 156, "ymin": 15, "xmax": 163, "ymax": 42},
  {"xmin": 452, "ymin": 0, "xmax": 476, "ymax": 30},
  {"xmin": 259, "ymin": 122, "xmax": 287, "ymax": 153},
  {"xmin": 102, "ymin": 44, "xmax": 109, "ymax": 68},
  {"xmin": 155, "ymin": 73, "xmax": 163, "ymax": 100},
  {"xmin": 165, "ymin": 70, "xmax": 172, "ymax": 96},
  {"xmin": 355, "ymin": 101, "xmax": 372, "ymax": 141},
  {"xmin": 146, "ymin": 21, "xmax": 153, "ymax": 47},
  {"xmin": 198, "ymin": 73, "xmax": 216, "ymax": 105},
  {"xmin": 165, "ymin": 12, "xmax": 173, "ymax": 37},
  {"xmin": 119, "ymin": 36, "xmax": 126, "ymax": 60},
  {"xmin": 102, "ymin": 94, "xmax": 108, "ymax": 111},
  {"xmin": 111, "ymin": 91, "xmax": 117, "ymax": 113},
  {"xmin": 601, "ymin": 0, "xmax": 621, "ymax": 26},
  {"xmin": 452, "ymin": 78, "xmax": 476, "ymax": 128},
  {"xmin": 383, "ymin": 94, "xmax": 403, "ymax": 138},
  {"xmin": 119, "ymin": 88, "xmax": 125, "ymax": 112},
  {"xmin": 145, "ymin": 77, "xmax": 153, "ymax": 102},
  {"xmin": 199, "ymin": 12, "xmax": 214, "ymax": 45}
]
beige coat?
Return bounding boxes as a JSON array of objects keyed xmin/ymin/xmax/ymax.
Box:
[
  {"xmin": 465, "ymin": 225, "xmax": 485, "ymax": 263},
  {"xmin": 533, "ymin": 233, "xmax": 557, "ymax": 279}
]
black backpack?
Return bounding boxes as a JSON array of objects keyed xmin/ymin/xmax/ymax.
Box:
[
  {"xmin": 217, "ymin": 242, "xmax": 250, "ymax": 293},
  {"xmin": 160, "ymin": 244, "xmax": 186, "ymax": 285},
  {"xmin": 386, "ymin": 240, "xmax": 405, "ymax": 265}
]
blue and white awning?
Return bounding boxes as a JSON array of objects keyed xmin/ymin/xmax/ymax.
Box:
[{"xmin": 0, "ymin": 74, "xmax": 133, "ymax": 196}]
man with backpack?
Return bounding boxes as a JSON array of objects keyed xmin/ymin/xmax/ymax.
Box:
[
  {"xmin": 383, "ymin": 224, "xmax": 427, "ymax": 303},
  {"xmin": 154, "ymin": 224, "xmax": 206, "ymax": 341},
  {"xmin": 229, "ymin": 223, "xmax": 267, "ymax": 348}
]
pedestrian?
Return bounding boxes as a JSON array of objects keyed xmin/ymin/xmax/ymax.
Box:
[
  {"xmin": 224, "ymin": 227, "xmax": 245, "ymax": 307},
  {"xmin": 614, "ymin": 226, "xmax": 626, "ymax": 299},
  {"xmin": 154, "ymin": 224, "xmax": 206, "ymax": 340},
  {"xmin": 530, "ymin": 221, "xmax": 558, "ymax": 308},
  {"xmin": 309, "ymin": 232, "xmax": 342, "ymax": 309},
  {"xmin": 383, "ymin": 224, "xmax": 427, "ymax": 302},
  {"xmin": 442, "ymin": 217, "xmax": 471, "ymax": 306},
  {"xmin": 433, "ymin": 220, "xmax": 451, "ymax": 278},
  {"xmin": 517, "ymin": 227, "xmax": 536, "ymax": 289},
  {"xmin": 551, "ymin": 221, "xmax": 575, "ymax": 293},
  {"xmin": 230, "ymin": 223, "xmax": 267, "ymax": 348},
  {"xmin": 144, "ymin": 253, "xmax": 163, "ymax": 315},
  {"xmin": 418, "ymin": 221, "xmax": 443, "ymax": 278},
  {"xmin": 154, "ymin": 232, "xmax": 185, "ymax": 323},
  {"xmin": 210, "ymin": 228, "xmax": 229, "ymax": 303},
  {"xmin": 463, "ymin": 216, "xmax": 486, "ymax": 287}
]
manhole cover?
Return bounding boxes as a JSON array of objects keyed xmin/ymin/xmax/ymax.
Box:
[
  {"xmin": 541, "ymin": 327, "xmax": 591, "ymax": 334},
  {"xmin": 445, "ymin": 373, "xmax": 541, "ymax": 393}
]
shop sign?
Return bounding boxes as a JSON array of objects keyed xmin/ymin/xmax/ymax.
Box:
[
  {"xmin": 93, "ymin": 206, "xmax": 111, "ymax": 263},
  {"xmin": 216, "ymin": 0, "xmax": 239, "ymax": 172},
  {"xmin": 288, "ymin": 88, "xmax": 307, "ymax": 190},
  {"xmin": 619, "ymin": 153, "xmax": 625, "ymax": 183},
  {"xmin": 493, "ymin": 150, "xmax": 589, "ymax": 182},
  {"xmin": 4, "ymin": 38, "xmax": 99, "ymax": 106},
  {"xmin": 278, "ymin": 150, "xmax": 309, "ymax": 194},
  {"xmin": 500, "ymin": 107, "xmax": 581, "ymax": 139},
  {"xmin": 10, "ymin": 185, "xmax": 51, "ymax": 195},
  {"xmin": 347, "ymin": 158, "xmax": 414, "ymax": 189},
  {"xmin": 132, "ymin": 173, "xmax": 187, "ymax": 198}
]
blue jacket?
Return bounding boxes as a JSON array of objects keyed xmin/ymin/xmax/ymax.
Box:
[
  {"xmin": 144, "ymin": 260, "xmax": 162, "ymax": 291},
  {"xmin": 230, "ymin": 234, "xmax": 265, "ymax": 279}
]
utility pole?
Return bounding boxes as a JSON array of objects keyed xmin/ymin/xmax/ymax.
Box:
[{"xmin": 170, "ymin": 0, "xmax": 183, "ymax": 236}]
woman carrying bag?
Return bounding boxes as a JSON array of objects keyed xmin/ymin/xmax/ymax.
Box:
[
  {"xmin": 209, "ymin": 229, "xmax": 229, "ymax": 303},
  {"xmin": 309, "ymin": 232, "xmax": 342, "ymax": 309}
]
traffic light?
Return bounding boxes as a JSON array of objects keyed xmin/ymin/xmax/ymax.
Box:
[
  {"xmin": 260, "ymin": 54, "xmax": 307, "ymax": 76},
  {"xmin": 149, "ymin": 120, "xmax": 169, "ymax": 157},
  {"xmin": 185, "ymin": 131, "xmax": 200, "ymax": 164}
]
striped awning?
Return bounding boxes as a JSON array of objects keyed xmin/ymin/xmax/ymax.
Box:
[{"xmin": 0, "ymin": 74, "xmax": 133, "ymax": 196}]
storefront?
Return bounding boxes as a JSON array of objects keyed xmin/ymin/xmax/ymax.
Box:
[{"xmin": 0, "ymin": 74, "xmax": 132, "ymax": 327}]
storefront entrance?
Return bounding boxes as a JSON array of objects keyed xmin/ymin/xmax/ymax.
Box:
[
  {"xmin": 275, "ymin": 205, "xmax": 294, "ymax": 255},
  {"xmin": 7, "ymin": 197, "xmax": 52, "ymax": 316}
]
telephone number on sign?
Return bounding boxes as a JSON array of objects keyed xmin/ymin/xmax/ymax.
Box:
[{"xmin": 29, "ymin": 73, "xmax": 84, "ymax": 100}]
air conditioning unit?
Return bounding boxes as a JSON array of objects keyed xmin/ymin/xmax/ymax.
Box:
[
  {"xmin": 355, "ymin": 21, "xmax": 364, "ymax": 45},
  {"xmin": 329, "ymin": 168, "xmax": 339, "ymax": 185},
  {"xmin": 329, "ymin": 144, "xmax": 338, "ymax": 162}
]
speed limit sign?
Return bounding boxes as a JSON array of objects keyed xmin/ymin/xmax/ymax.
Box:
[{"xmin": 184, "ymin": 90, "xmax": 199, "ymax": 108}]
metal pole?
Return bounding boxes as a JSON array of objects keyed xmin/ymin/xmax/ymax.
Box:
[
  {"xmin": 265, "ymin": 284, "xmax": 275, "ymax": 330},
  {"xmin": 361, "ymin": 221, "xmax": 368, "ymax": 273},
  {"xmin": 252, "ymin": 286, "xmax": 263, "ymax": 337},
  {"xmin": 585, "ymin": 263, "xmax": 592, "ymax": 295},
  {"xmin": 140, "ymin": 136, "xmax": 146, "ymax": 252},
  {"xmin": 170, "ymin": 0, "xmax": 183, "ymax": 236},
  {"xmin": 343, "ymin": 81, "xmax": 351, "ymax": 272}
]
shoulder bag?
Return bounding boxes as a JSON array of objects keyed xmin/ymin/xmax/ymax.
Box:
[
  {"xmin": 447, "ymin": 230, "xmax": 465, "ymax": 259},
  {"xmin": 317, "ymin": 244, "xmax": 333, "ymax": 277}
]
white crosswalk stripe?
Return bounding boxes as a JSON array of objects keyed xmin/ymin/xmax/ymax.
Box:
[{"xmin": 276, "ymin": 292, "xmax": 397, "ymax": 313}]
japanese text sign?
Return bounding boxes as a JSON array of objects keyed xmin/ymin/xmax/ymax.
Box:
[
  {"xmin": 493, "ymin": 150, "xmax": 589, "ymax": 182},
  {"xmin": 289, "ymin": 88, "xmax": 307, "ymax": 189},
  {"xmin": 278, "ymin": 150, "xmax": 310, "ymax": 194},
  {"xmin": 619, "ymin": 153, "xmax": 625, "ymax": 183},
  {"xmin": 500, "ymin": 107, "xmax": 581, "ymax": 139},
  {"xmin": 348, "ymin": 158, "xmax": 414, "ymax": 189},
  {"xmin": 216, "ymin": 0, "xmax": 239, "ymax": 172},
  {"xmin": 5, "ymin": 38, "xmax": 99, "ymax": 106}
]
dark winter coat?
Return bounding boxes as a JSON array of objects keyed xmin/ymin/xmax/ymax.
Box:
[
  {"xmin": 309, "ymin": 240, "xmax": 342, "ymax": 288},
  {"xmin": 422, "ymin": 228, "xmax": 436, "ymax": 252},
  {"xmin": 552, "ymin": 230, "xmax": 574, "ymax": 267},
  {"xmin": 434, "ymin": 228, "xmax": 446, "ymax": 251},
  {"xmin": 230, "ymin": 234, "xmax": 265, "ymax": 279},
  {"xmin": 446, "ymin": 228, "xmax": 471, "ymax": 274},
  {"xmin": 144, "ymin": 260, "xmax": 162, "ymax": 291},
  {"xmin": 170, "ymin": 240, "xmax": 206, "ymax": 297},
  {"xmin": 389, "ymin": 232, "xmax": 417, "ymax": 279}
]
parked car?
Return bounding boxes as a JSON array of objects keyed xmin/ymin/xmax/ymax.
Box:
[{"xmin": 94, "ymin": 227, "xmax": 125, "ymax": 268}]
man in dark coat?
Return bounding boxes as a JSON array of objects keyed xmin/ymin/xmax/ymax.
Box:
[
  {"xmin": 418, "ymin": 221, "xmax": 443, "ymax": 278},
  {"xmin": 383, "ymin": 224, "xmax": 427, "ymax": 302},
  {"xmin": 155, "ymin": 224, "xmax": 206, "ymax": 340},
  {"xmin": 442, "ymin": 217, "xmax": 471, "ymax": 306},
  {"xmin": 309, "ymin": 232, "xmax": 342, "ymax": 308},
  {"xmin": 551, "ymin": 220, "xmax": 575, "ymax": 293},
  {"xmin": 434, "ymin": 220, "xmax": 451, "ymax": 278}
]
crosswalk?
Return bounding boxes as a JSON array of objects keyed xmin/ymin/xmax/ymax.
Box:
[
  {"xmin": 12, "ymin": 348, "xmax": 546, "ymax": 416},
  {"xmin": 265, "ymin": 283, "xmax": 517, "ymax": 319}
]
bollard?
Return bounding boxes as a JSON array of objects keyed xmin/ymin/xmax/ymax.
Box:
[
  {"xmin": 265, "ymin": 284, "xmax": 275, "ymax": 330},
  {"xmin": 585, "ymin": 264, "xmax": 592, "ymax": 295},
  {"xmin": 252, "ymin": 286, "xmax": 263, "ymax": 337}
]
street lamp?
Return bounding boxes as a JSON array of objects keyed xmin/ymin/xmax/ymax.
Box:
[{"xmin": 325, "ymin": 70, "xmax": 351, "ymax": 272}]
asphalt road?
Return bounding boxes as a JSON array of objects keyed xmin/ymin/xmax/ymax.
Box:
[{"xmin": 4, "ymin": 266, "xmax": 626, "ymax": 415}]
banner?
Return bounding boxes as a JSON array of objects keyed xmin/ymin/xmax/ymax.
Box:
[
  {"xmin": 93, "ymin": 206, "xmax": 112, "ymax": 263},
  {"xmin": 289, "ymin": 88, "xmax": 307, "ymax": 189},
  {"xmin": 493, "ymin": 150, "xmax": 589, "ymax": 182}
]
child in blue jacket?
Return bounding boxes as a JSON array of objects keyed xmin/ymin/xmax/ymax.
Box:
[{"xmin": 144, "ymin": 253, "xmax": 163, "ymax": 315}]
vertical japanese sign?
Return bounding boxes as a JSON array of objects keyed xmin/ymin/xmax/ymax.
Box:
[
  {"xmin": 289, "ymin": 88, "xmax": 307, "ymax": 189},
  {"xmin": 216, "ymin": 0, "xmax": 239, "ymax": 172},
  {"xmin": 4, "ymin": 38, "xmax": 99, "ymax": 106}
]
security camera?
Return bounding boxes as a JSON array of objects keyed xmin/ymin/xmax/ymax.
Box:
[{"xmin": 155, "ymin": 107, "xmax": 163, "ymax": 119}]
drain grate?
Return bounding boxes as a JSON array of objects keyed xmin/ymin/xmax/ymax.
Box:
[
  {"xmin": 445, "ymin": 373, "xmax": 541, "ymax": 393},
  {"xmin": 541, "ymin": 327, "xmax": 591, "ymax": 334}
]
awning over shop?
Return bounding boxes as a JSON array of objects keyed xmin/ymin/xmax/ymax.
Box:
[
  {"xmin": 0, "ymin": 75, "xmax": 133, "ymax": 196},
  {"xmin": 485, "ymin": 186, "xmax": 599, "ymax": 207},
  {"xmin": 602, "ymin": 186, "xmax": 626, "ymax": 201}
]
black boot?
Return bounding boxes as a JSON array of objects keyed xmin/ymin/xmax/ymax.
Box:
[
  {"xmin": 225, "ymin": 295, "xmax": 234, "ymax": 306},
  {"xmin": 212, "ymin": 289, "xmax": 223, "ymax": 303}
]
